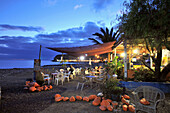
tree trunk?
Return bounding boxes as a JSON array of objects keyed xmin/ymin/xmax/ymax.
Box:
[
  {"xmin": 154, "ymin": 48, "xmax": 162, "ymax": 80},
  {"xmin": 108, "ymin": 52, "xmax": 110, "ymax": 63}
]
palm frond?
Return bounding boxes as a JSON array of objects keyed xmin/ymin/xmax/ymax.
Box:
[
  {"xmin": 110, "ymin": 27, "xmax": 113, "ymax": 40},
  {"xmin": 88, "ymin": 38, "xmax": 101, "ymax": 44}
]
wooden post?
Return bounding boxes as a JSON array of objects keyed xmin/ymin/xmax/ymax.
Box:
[{"xmin": 39, "ymin": 45, "xmax": 42, "ymax": 66}]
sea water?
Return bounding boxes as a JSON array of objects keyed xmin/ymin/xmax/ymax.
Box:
[{"xmin": 0, "ymin": 60, "xmax": 76, "ymax": 69}]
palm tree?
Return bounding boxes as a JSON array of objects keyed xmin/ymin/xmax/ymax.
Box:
[{"xmin": 88, "ymin": 27, "xmax": 122, "ymax": 62}]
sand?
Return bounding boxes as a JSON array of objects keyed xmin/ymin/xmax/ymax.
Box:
[{"xmin": 0, "ymin": 68, "xmax": 170, "ymax": 113}]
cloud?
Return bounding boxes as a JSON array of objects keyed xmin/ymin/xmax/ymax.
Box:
[
  {"xmin": 0, "ymin": 24, "xmax": 44, "ymax": 32},
  {"xmin": 44, "ymin": 0, "xmax": 57, "ymax": 6},
  {"xmin": 74, "ymin": 4, "xmax": 83, "ymax": 10},
  {"xmin": 93, "ymin": 0, "xmax": 114, "ymax": 12},
  {"xmin": 0, "ymin": 21, "xmax": 105, "ymax": 60}
]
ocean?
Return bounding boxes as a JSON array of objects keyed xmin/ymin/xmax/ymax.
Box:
[{"xmin": 0, "ymin": 60, "xmax": 76, "ymax": 69}]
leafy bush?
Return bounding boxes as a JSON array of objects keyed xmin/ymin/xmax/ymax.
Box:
[{"xmin": 132, "ymin": 69, "xmax": 155, "ymax": 82}]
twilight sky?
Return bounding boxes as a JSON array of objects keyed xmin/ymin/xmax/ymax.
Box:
[{"xmin": 0, "ymin": 0, "xmax": 125, "ymax": 60}]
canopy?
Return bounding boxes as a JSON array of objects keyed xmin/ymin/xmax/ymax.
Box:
[{"xmin": 47, "ymin": 41, "xmax": 116, "ymax": 57}]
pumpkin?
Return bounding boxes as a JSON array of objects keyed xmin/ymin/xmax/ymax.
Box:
[
  {"xmin": 100, "ymin": 100, "xmax": 110, "ymax": 107},
  {"xmin": 122, "ymin": 105, "xmax": 128, "ymax": 111},
  {"xmin": 44, "ymin": 85, "xmax": 48, "ymax": 91},
  {"xmin": 107, "ymin": 105, "xmax": 113, "ymax": 111},
  {"xmin": 55, "ymin": 94, "xmax": 61, "ymax": 98},
  {"xmin": 26, "ymin": 81, "xmax": 30, "ymax": 85},
  {"xmin": 69, "ymin": 96, "xmax": 76, "ymax": 102},
  {"xmin": 121, "ymin": 97, "xmax": 130, "ymax": 105},
  {"xmin": 83, "ymin": 97, "xmax": 89, "ymax": 102},
  {"xmin": 55, "ymin": 97, "xmax": 63, "ymax": 102},
  {"xmin": 34, "ymin": 82, "xmax": 40, "ymax": 87},
  {"xmin": 99, "ymin": 105, "xmax": 106, "ymax": 111},
  {"xmin": 140, "ymin": 98, "xmax": 150, "ymax": 105},
  {"xmin": 129, "ymin": 105, "xmax": 135, "ymax": 112},
  {"xmin": 49, "ymin": 85, "xmax": 53, "ymax": 89},
  {"xmin": 36, "ymin": 87, "xmax": 42, "ymax": 92},
  {"xmin": 29, "ymin": 86, "xmax": 36, "ymax": 92},
  {"xmin": 76, "ymin": 95, "xmax": 82, "ymax": 100},
  {"xmin": 63, "ymin": 97, "xmax": 69, "ymax": 101},
  {"xmin": 112, "ymin": 102, "xmax": 118, "ymax": 108},
  {"xmin": 106, "ymin": 99, "xmax": 112, "ymax": 103},
  {"xmin": 88, "ymin": 95, "xmax": 97, "ymax": 100},
  {"xmin": 92, "ymin": 97, "xmax": 101, "ymax": 106},
  {"xmin": 123, "ymin": 94, "xmax": 130, "ymax": 99},
  {"xmin": 102, "ymin": 97, "xmax": 105, "ymax": 100}
]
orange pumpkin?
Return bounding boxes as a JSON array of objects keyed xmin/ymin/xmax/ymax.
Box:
[
  {"xmin": 49, "ymin": 85, "xmax": 53, "ymax": 89},
  {"xmin": 106, "ymin": 99, "xmax": 112, "ymax": 103},
  {"xmin": 122, "ymin": 105, "xmax": 128, "ymax": 111},
  {"xmin": 63, "ymin": 97, "xmax": 69, "ymax": 101},
  {"xmin": 26, "ymin": 81, "xmax": 30, "ymax": 85},
  {"xmin": 83, "ymin": 97, "xmax": 89, "ymax": 102},
  {"xmin": 112, "ymin": 102, "xmax": 118, "ymax": 108},
  {"xmin": 128, "ymin": 105, "xmax": 135, "ymax": 112},
  {"xmin": 140, "ymin": 98, "xmax": 150, "ymax": 105},
  {"xmin": 88, "ymin": 95, "xmax": 97, "ymax": 100},
  {"xmin": 123, "ymin": 94, "xmax": 130, "ymax": 99},
  {"xmin": 92, "ymin": 97, "xmax": 101, "ymax": 106},
  {"xmin": 55, "ymin": 97, "xmax": 63, "ymax": 102},
  {"xmin": 69, "ymin": 96, "xmax": 76, "ymax": 102},
  {"xmin": 107, "ymin": 105, "xmax": 113, "ymax": 111},
  {"xmin": 34, "ymin": 82, "xmax": 40, "ymax": 87},
  {"xmin": 100, "ymin": 100, "xmax": 110, "ymax": 107},
  {"xmin": 102, "ymin": 97, "xmax": 105, "ymax": 100},
  {"xmin": 99, "ymin": 105, "xmax": 106, "ymax": 111},
  {"xmin": 44, "ymin": 85, "xmax": 48, "ymax": 91},
  {"xmin": 76, "ymin": 95, "xmax": 82, "ymax": 100},
  {"xmin": 121, "ymin": 97, "xmax": 130, "ymax": 105},
  {"xmin": 36, "ymin": 87, "xmax": 41, "ymax": 92},
  {"xmin": 55, "ymin": 94, "xmax": 61, "ymax": 98},
  {"xmin": 29, "ymin": 86, "xmax": 36, "ymax": 92}
]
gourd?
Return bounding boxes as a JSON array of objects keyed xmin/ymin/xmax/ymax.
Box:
[
  {"xmin": 92, "ymin": 97, "xmax": 101, "ymax": 106},
  {"xmin": 121, "ymin": 97, "xmax": 130, "ymax": 105},
  {"xmin": 106, "ymin": 99, "xmax": 112, "ymax": 103},
  {"xmin": 83, "ymin": 97, "xmax": 89, "ymax": 102},
  {"xmin": 100, "ymin": 100, "xmax": 110, "ymax": 107},
  {"xmin": 140, "ymin": 98, "xmax": 150, "ymax": 105},
  {"xmin": 69, "ymin": 96, "xmax": 76, "ymax": 102},
  {"xmin": 99, "ymin": 105, "xmax": 106, "ymax": 111},
  {"xmin": 63, "ymin": 97, "xmax": 69, "ymax": 101},
  {"xmin": 55, "ymin": 97, "xmax": 63, "ymax": 102},
  {"xmin": 29, "ymin": 86, "xmax": 36, "ymax": 92},
  {"xmin": 122, "ymin": 105, "xmax": 128, "ymax": 111},
  {"xmin": 76, "ymin": 95, "xmax": 82, "ymax": 100},
  {"xmin": 88, "ymin": 95, "xmax": 97, "ymax": 100},
  {"xmin": 55, "ymin": 94, "xmax": 61, "ymax": 98},
  {"xmin": 128, "ymin": 105, "xmax": 135, "ymax": 112},
  {"xmin": 112, "ymin": 102, "xmax": 118, "ymax": 108},
  {"xmin": 123, "ymin": 94, "xmax": 130, "ymax": 99},
  {"xmin": 49, "ymin": 85, "xmax": 52, "ymax": 89},
  {"xmin": 107, "ymin": 105, "xmax": 113, "ymax": 111}
]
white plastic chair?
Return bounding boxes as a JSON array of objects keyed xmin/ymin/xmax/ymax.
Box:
[
  {"xmin": 64, "ymin": 71, "xmax": 70, "ymax": 82},
  {"xmin": 55, "ymin": 72, "xmax": 64, "ymax": 85},
  {"xmin": 133, "ymin": 86, "xmax": 165, "ymax": 113}
]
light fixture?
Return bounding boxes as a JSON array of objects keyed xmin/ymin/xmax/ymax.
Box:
[
  {"xmin": 120, "ymin": 53, "xmax": 125, "ymax": 57},
  {"xmin": 133, "ymin": 49, "xmax": 138, "ymax": 54},
  {"xmin": 80, "ymin": 56, "xmax": 85, "ymax": 60}
]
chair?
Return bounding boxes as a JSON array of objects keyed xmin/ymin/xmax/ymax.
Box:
[
  {"xmin": 132, "ymin": 86, "xmax": 165, "ymax": 113},
  {"xmin": 76, "ymin": 76, "xmax": 90, "ymax": 91},
  {"xmin": 41, "ymin": 72, "xmax": 51, "ymax": 85},
  {"xmin": 55, "ymin": 72, "xmax": 64, "ymax": 85},
  {"xmin": 64, "ymin": 71, "xmax": 71, "ymax": 82}
]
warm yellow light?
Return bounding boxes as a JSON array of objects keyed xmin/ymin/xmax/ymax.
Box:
[
  {"xmin": 120, "ymin": 53, "xmax": 125, "ymax": 57},
  {"xmin": 133, "ymin": 49, "xmax": 138, "ymax": 54}
]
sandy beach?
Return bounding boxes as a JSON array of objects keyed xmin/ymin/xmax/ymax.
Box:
[{"xmin": 0, "ymin": 67, "xmax": 170, "ymax": 113}]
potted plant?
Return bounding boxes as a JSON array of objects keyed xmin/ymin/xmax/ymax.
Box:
[{"xmin": 100, "ymin": 77, "xmax": 123, "ymax": 101}]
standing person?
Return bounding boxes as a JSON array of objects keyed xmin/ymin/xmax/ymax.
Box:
[{"xmin": 69, "ymin": 65, "xmax": 74, "ymax": 74}]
